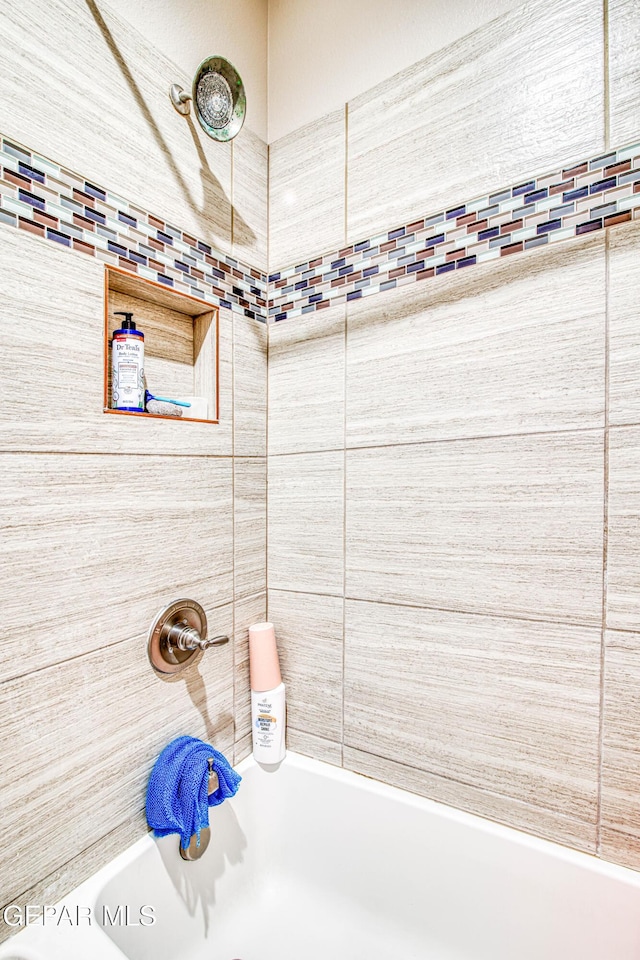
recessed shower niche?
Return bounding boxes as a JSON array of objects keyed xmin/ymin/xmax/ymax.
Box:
[{"xmin": 103, "ymin": 267, "xmax": 219, "ymax": 424}]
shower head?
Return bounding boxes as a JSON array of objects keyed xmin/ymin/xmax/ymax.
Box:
[{"xmin": 169, "ymin": 56, "xmax": 246, "ymax": 142}]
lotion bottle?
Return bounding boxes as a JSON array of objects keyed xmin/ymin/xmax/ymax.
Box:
[
  {"xmin": 249, "ymin": 621, "xmax": 286, "ymax": 764},
  {"xmin": 112, "ymin": 311, "xmax": 144, "ymax": 411}
]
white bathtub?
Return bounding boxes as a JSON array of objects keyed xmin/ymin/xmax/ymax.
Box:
[{"xmin": 3, "ymin": 752, "xmax": 640, "ymax": 960}]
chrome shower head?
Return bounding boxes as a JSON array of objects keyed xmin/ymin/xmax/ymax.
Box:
[{"xmin": 170, "ymin": 56, "xmax": 246, "ymax": 142}]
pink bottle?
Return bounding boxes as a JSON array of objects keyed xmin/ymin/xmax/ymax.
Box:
[{"xmin": 249, "ymin": 622, "xmax": 286, "ymax": 764}]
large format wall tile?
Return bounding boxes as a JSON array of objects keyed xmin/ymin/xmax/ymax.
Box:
[
  {"xmin": 608, "ymin": 0, "xmax": 640, "ymax": 146},
  {"xmin": 607, "ymin": 428, "xmax": 640, "ymax": 630},
  {"xmin": 608, "ymin": 221, "xmax": 640, "ymax": 427},
  {"xmin": 599, "ymin": 828, "xmax": 640, "ymax": 872},
  {"xmin": 600, "ymin": 630, "xmax": 640, "ymax": 854},
  {"xmin": 234, "ymin": 313, "xmax": 267, "ymax": 457},
  {"xmin": 347, "ymin": 432, "xmax": 604, "ymax": 623},
  {"xmin": 347, "ymin": 0, "xmax": 604, "ymax": 242},
  {"xmin": 269, "ymin": 306, "xmax": 346, "ymax": 455},
  {"xmin": 0, "ymin": 452, "xmax": 233, "ymax": 682},
  {"xmin": 347, "ymin": 236, "xmax": 605, "ymax": 447},
  {"xmin": 3, "ymin": 817, "xmax": 143, "ymax": 930},
  {"xmin": 269, "ymin": 109, "xmax": 345, "ymax": 267},
  {"xmin": 0, "ymin": 602, "xmax": 234, "ymax": 911},
  {"xmin": 0, "ymin": 227, "xmax": 234, "ymax": 457},
  {"xmin": 343, "ymin": 748, "xmax": 596, "ymax": 852},
  {"xmin": 232, "ymin": 126, "xmax": 268, "ymax": 272},
  {"xmin": 0, "ymin": 0, "xmax": 270, "ymax": 929},
  {"xmin": 268, "ymin": 590, "xmax": 344, "ymax": 743},
  {"xmin": 234, "ymin": 592, "xmax": 267, "ymax": 745},
  {"xmin": 287, "ymin": 729, "xmax": 343, "ymax": 767},
  {"xmin": 268, "ymin": 452, "xmax": 344, "ymax": 595},
  {"xmin": 234, "ymin": 458, "xmax": 266, "ymax": 600},
  {"xmin": 234, "ymin": 733, "xmax": 253, "ymax": 765},
  {"xmin": 344, "ymin": 600, "xmax": 601, "ymax": 820},
  {"xmin": 0, "ymin": 0, "xmax": 232, "ymax": 252}
]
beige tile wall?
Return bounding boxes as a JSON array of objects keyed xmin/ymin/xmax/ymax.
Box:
[
  {"xmin": 268, "ymin": 590, "xmax": 344, "ymax": 747},
  {"xmin": 268, "ymin": 109, "xmax": 346, "ymax": 266},
  {"xmin": 0, "ymin": 233, "xmax": 267, "ymax": 917},
  {"xmin": 347, "ymin": 430, "xmax": 604, "ymax": 624},
  {"xmin": 600, "ymin": 629, "xmax": 640, "ymax": 859},
  {"xmin": 344, "ymin": 602, "xmax": 601, "ymax": 824},
  {"xmin": 0, "ymin": 0, "xmax": 233, "ymax": 254},
  {"xmin": 3, "ymin": 0, "xmax": 640, "ymax": 933},
  {"xmin": 268, "ymin": 451, "xmax": 344, "ymax": 595},
  {"xmin": 268, "ymin": 305, "xmax": 345, "ymax": 455},
  {"xmin": 232, "ymin": 126, "xmax": 268, "ymax": 272},
  {"xmin": 268, "ymin": 245, "xmax": 611, "ymax": 849},
  {"xmin": 0, "ymin": 0, "xmax": 268, "ymax": 932},
  {"xmin": 346, "ymin": 0, "xmax": 604, "ymax": 243},
  {"xmin": 608, "ymin": 0, "xmax": 640, "ymax": 147},
  {"xmin": 346, "ymin": 237, "xmax": 606, "ymax": 447},
  {"xmin": 267, "ymin": 0, "xmax": 640, "ymax": 874}
]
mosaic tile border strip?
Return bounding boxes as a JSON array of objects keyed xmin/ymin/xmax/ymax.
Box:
[
  {"xmin": 268, "ymin": 142, "xmax": 640, "ymax": 322},
  {"xmin": 0, "ymin": 135, "xmax": 267, "ymax": 321},
  {"xmin": 3, "ymin": 133, "xmax": 640, "ymax": 328}
]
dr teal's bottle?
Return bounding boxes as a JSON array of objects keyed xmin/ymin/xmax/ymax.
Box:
[
  {"xmin": 249, "ymin": 622, "xmax": 286, "ymax": 764},
  {"xmin": 112, "ymin": 311, "xmax": 144, "ymax": 411}
]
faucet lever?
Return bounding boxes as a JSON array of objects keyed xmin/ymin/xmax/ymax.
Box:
[
  {"xmin": 147, "ymin": 599, "xmax": 228, "ymax": 675},
  {"xmin": 200, "ymin": 634, "xmax": 229, "ymax": 649},
  {"xmin": 166, "ymin": 619, "xmax": 229, "ymax": 653}
]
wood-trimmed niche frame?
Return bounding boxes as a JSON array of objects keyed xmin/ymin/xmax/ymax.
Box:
[{"xmin": 103, "ymin": 266, "xmax": 220, "ymax": 424}]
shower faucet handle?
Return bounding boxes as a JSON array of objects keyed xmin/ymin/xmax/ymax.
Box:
[
  {"xmin": 168, "ymin": 621, "xmax": 228, "ymax": 652},
  {"xmin": 167, "ymin": 620, "xmax": 229, "ymax": 650},
  {"xmin": 199, "ymin": 634, "xmax": 230, "ymax": 650},
  {"xmin": 147, "ymin": 599, "xmax": 228, "ymax": 675}
]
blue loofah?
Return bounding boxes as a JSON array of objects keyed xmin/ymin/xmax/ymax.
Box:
[{"xmin": 146, "ymin": 736, "xmax": 241, "ymax": 849}]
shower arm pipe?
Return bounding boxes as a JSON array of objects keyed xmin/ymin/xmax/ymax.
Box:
[{"xmin": 170, "ymin": 83, "xmax": 192, "ymax": 115}]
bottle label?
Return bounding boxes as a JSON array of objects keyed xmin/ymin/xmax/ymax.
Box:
[
  {"xmin": 112, "ymin": 335, "xmax": 144, "ymax": 410},
  {"xmin": 255, "ymin": 696, "xmax": 277, "ymax": 747},
  {"xmin": 251, "ymin": 689, "xmax": 286, "ymax": 761}
]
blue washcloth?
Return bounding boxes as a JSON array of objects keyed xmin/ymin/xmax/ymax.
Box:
[{"xmin": 146, "ymin": 736, "xmax": 241, "ymax": 849}]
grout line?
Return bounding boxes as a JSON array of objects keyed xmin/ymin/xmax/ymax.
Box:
[
  {"xmin": 268, "ymin": 586, "xmax": 604, "ymax": 630},
  {"xmin": 266, "ymin": 1, "xmax": 271, "ymax": 148},
  {"xmin": 266, "ymin": 123, "xmax": 271, "ymax": 625},
  {"xmin": 341, "ymin": 312, "xmax": 348, "ymax": 768},
  {"xmin": 340, "ymin": 102, "xmax": 349, "ymax": 767},
  {"xmin": 266, "ymin": 307, "xmax": 271, "ymax": 620},
  {"xmin": 267, "ymin": 423, "xmax": 607, "ymax": 459},
  {"xmin": 596, "ymin": 228, "xmax": 612, "ymax": 854},
  {"xmin": 234, "ymin": 590, "xmax": 267, "ymax": 607},
  {"xmin": 344, "ymin": 102, "xmax": 349, "ymax": 248},
  {"xmin": 596, "ymin": 623, "xmax": 640, "ymax": 637},
  {"xmin": 344, "ymin": 744, "xmax": 597, "ymax": 831},
  {"xmin": 230, "ymin": 140, "xmax": 235, "ymax": 256},
  {"xmin": 604, "ymin": 0, "xmax": 611, "ymax": 151},
  {"xmin": 231, "ymin": 307, "xmax": 237, "ymax": 750},
  {"xmin": 267, "ymin": 141, "xmax": 271, "ymax": 283},
  {"xmin": 0, "ymin": 449, "xmax": 239, "ymax": 458},
  {"xmin": 2, "ymin": 818, "xmax": 144, "ymax": 916},
  {"xmin": 269, "ymin": 587, "xmax": 350, "ymax": 601},
  {"xmin": 288, "ymin": 727, "xmax": 342, "ymax": 747},
  {"xmin": 340, "ymin": 99, "xmax": 349, "ymax": 768},
  {"xmin": 0, "ymin": 634, "xmax": 143, "ymax": 685},
  {"xmin": 0, "ymin": 597, "xmax": 233, "ymax": 688}
]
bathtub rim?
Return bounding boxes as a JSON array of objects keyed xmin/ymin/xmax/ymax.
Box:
[
  {"xmin": 51, "ymin": 750, "xmax": 640, "ymax": 900},
  {"xmin": 2, "ymin": 749, "xmax": 640, "ymax": 960}
]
